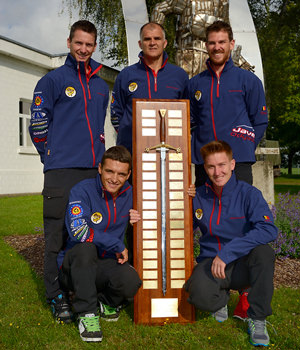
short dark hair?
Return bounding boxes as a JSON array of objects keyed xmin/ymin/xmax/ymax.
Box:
[
  {"xmin": 140, "ymin": 22, "xmax": 166, "ymax": 40},
  {"xmin": 101, "ymin": 146, "xmax": 132, "ymax": 170},
  {"xmin": 206, "ymin": 20, "xmax": 233, "ymax": 42},
  {"xmin": 200, "ymin": 140, "xmax": 233, "ymax": 162},
  {"xmin": 69, "ymin": 20, "xmax": 97, "ymax": 43}
]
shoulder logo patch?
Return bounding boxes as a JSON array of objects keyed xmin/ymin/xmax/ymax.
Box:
[
  {"xmin": 65, "ymin": 86, "xmax": 76, "ymax": 98},
  {"xmin": 91, "ymin": 212, "xmax": 102, "ymax": 224},
  {"xmin": 195, "ymin": 208, "xmax": 203, "ymax": 220},
  {"xmin": 128, "ymin": 82, "xmax": 138, "ymax": 92},
  {"xmin": 195, "ymin": 90, "xmax": 202, "ymax": 101}
]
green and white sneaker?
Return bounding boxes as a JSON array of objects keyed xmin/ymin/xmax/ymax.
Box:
[
  {"xmin": 248, "ymin": 318, "xmax": 270, "ymax": 347},
  {"xmin": 99, "ymin": 302, "xmax": 120, "ymax": 322},
  {"xmin": 211, "ymin": 305, "xmax": 228, "ymax": 322},
  {"xmin": 78, "ymin": 313, "xmax": 102, "ymax": 342}
]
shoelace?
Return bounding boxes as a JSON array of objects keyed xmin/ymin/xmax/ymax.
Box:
[
  {"xmin": 248, "ymin": 319, "xmax": 277, "ymax": 336},
  {"xmin": 81, "ymin": 315, "xmax": 100, "ymax": 332}
]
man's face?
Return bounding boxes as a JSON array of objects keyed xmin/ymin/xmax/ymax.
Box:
[
  {"xmin": 206, "ymin": 30, "xmax": 235, "ymax": 69},
  {"xmin": 67, "ymin": 29, "xmax": 96, "ymax": 64},
  {"xmin": 99, "ymin": 158, "xmax": 131, "ymax": 197},
  {"xmin": 138, "ymin": 25, "xmax": 167, "ymax": 61},
  {"xmin": 204, "ymin": 152, "xmax": 235, "ymax": 192}
]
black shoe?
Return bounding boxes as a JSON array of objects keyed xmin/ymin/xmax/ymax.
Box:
[
  {"xmin": 50, "ymin": 293, "xmax": 73, "ymax": 323},
  {"xmin": 78, "ymin": 313, "xmax": 103, "ymax": 342}
]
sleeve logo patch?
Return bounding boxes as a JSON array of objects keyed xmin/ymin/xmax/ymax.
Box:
[
  {"xmin": 128, "ymin": 82, "xmax": 138, "ymax": 92},
  {"xmin": 195, "ymin": 208, "xmax": 203, "ymax": 220},
  {"xmin": 91, "ymin": 212, "xmax": 102, "ymax": 224},
  {"xmin": 34, "ymin": 95, "xmax": 44, "ymax": 107},
  {"xmin": 70, "ymin": 204, "xmax": 83, "ymax": 218},
  {"xmin": 65, "ymin": 86, "xmax": 76, "ymax": 97},
  {"xmin": 195, "ymin": 90, "xmax": 202, "ymax": 101},
  {"xmin": 264, "ymin": 215, "xmax": 271, "ymax": 221}
]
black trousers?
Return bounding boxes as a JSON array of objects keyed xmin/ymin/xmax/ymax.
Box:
[
  {"xmin": 195, "ymin": 162, "xmax": 253, "ymax": 187},
  {"xmin": 184, "ymin": 245, "xmax": 275, "ymax": 320},
  {"xmin": 42, "ymin": 168, "xmax": 98, "ymax": 301},
  {"xmin": 59, "ymin": 243, "xmax": 142, "ymax": 315}
]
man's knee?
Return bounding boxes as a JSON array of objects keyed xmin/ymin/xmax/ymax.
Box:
[
  {"xmin": 66, "ymin": 242, "xmax": 98, "ymax": 266},
  {"xmin": 249, "ymin": 245, "xmax": 275, "ymax": 265}
]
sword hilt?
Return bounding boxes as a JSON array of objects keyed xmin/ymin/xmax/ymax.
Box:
[{"xmin": 159, "ymin": 109, "xmax": 167, "ymax": 144}]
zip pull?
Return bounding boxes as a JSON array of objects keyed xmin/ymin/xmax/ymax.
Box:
[{"xmin": 154, "ymin": 75, "xmax": 157, "ymax": 92}]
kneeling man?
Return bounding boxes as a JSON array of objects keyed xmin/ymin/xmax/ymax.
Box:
[
  {"xmin": 57, "ymin": 146, "xmax": 141, "ymax": 342},
  {"xmin": 184, "ymin": 141, "xmax": 278, "ymax": 347}
]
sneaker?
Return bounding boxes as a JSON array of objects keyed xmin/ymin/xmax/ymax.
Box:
[
  {"xmin": 78, "ymin": 313, "xmax": 102, "ymax": 342},
  {"xmin": 248, "ymin": 318, "xmax": 270, "ymax": 346},
  {"xmin": 211, "ymin": 305, "xmax": 228, "ymax": 322},
  {"xmin": 99, "ymin": 301, "xmax": 120, "ymax": 321},
  {"xmin": 50, "ymin": 293, "xmax": 73, "ymax": 323},
  {"xmin": 233, "ymin": 291, "xmax": 249, "ymax": 321}
]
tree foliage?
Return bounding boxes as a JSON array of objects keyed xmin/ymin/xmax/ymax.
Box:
[{"xmin": 248, "ymin": 0, "xmax": 300, "ymax": 172}]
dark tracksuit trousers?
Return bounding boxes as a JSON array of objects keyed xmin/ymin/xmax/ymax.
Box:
[
  {"xmin": 42, "ymin": 168, "xmax": 98, "ymax": 301},
  {"xmin": 184, "ymin": 245, "xmax": 275, "ymax": 320},
  {"xmin": 59, "ymin": 242, "xmax": 142, "ymax": 315}
]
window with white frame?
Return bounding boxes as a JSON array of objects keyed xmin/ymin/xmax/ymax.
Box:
[{"xmin": 18, "ymin": 99, "xmax": 36, "ymax": 154}]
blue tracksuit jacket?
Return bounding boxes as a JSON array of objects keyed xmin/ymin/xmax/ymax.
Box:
[
  {"xmin": 57, "ymin": 174, "xmax": 132, "ymax": 268},
  {"xmin": 188, "ymin": 57, "xmax": 268, "ymax": 164},
  {"xmin": 110, "ymin": 51, "xmax": 189, "ymax": 153},
  {"xmin": 193, "ymin": 173, "xmax": 278, "ymax": 265},
  {"xmin": 29, "ymin": 54, "xmax": 109, "ymax": 172}
]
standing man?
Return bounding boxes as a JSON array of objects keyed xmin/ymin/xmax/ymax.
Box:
[
  {"xmin": 57, "ymin": 146, "xmax": 141, "ymax": 342},
  {"xmin": 184, "ymin": 140, "xmax": 277, "ymax": 347},
  {"xmin": 188, "ymin": 20, "xmax": 268, "ymax": 187},
  {"xmin": 29, "ymin": 20, "xmax": 109, "ymax": 323},
  {"xmin": 111, "ymin": 22, "xmax": 189, "ymax": 155}
]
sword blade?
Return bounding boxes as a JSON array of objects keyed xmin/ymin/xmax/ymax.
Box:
[{"xmin": 160, "ymin": 147, "xmax": 167, "ymax": 296}]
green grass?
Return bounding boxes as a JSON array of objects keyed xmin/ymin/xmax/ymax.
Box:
[
  {"xmin": 0, "ymin": 195, "xmax": 299, "ymax": 349},
  {"xmin": 274, "ymin": 174, "xmax": 300, "ymax": 195},
  {"xmin": 279, "ymin": 168, "xmax": 300, "ymax": 175}
]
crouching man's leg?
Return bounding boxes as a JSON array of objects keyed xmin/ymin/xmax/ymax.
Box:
[
  {"xmin": 59, "ymin": 242, "xmax": 102, "ymax": 342},
  {"xmin": 96, "ymin": 260, "xmax": 142, "ymax": 321},
  {"xmin": 184, "ymin": 258, "xmax": 232, "ymax": 322}
]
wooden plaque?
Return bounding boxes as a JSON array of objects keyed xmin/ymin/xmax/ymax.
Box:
[{"xmin": 132, "ymin": 99, "xmax": 195, "ymax": 325}]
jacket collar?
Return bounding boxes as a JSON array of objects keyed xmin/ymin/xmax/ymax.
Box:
[
  {"xmin": 138, "ymin": 51, "xmax": 168, "ymax": 69},
  {"xmin": 96, "ymin": 173, "xmax": 131, "ymax": 199},
  {"xmin": 206, "ymin": 56, "xmax": 234, "ymax": 77},
  {"xmin": 65, "ymin": 53, "xmax": 103, "ymax": 76}
]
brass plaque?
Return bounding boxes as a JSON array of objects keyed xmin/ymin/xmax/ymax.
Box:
[
  {"xmin": 169, "ymin": 163, "xmax": 183, "ymax": 171},
  {"xmin": 143, "ymin": 260, "xmax": 158, "ymax": 269},
  {"xmin": 169, "ymin": 182, "xmax": 184, "ymax": 190},
  {"xmin": 143, "ymin": 192, "xmax": 157, "ymax": 200},
  {"xmin": 143, "ymin": 182, "xmax": 157, "ymax": 190},
  {"xmin": 168, "ymin": 128, "xmax": 182, "ymax": 136},
  {"xmin": 143, "ymin": 270, "xmax": 158, "ymax": 279},
  {"xmin": 170, "ymin": 239, "xmax": 185, "ymax": 248},
  {"xmin": 170, "ymin": 201, "xmax": 184, "ymax": 209},
  {"xmin": 170, "ymin": 210, "xmax": 184, "ymax": 219},
  {"xmin": 170, "ymin": 220, "xmax": 185, "ymax": 229},
  {"xmin": 171, "ymin": 270, "xmax": 185, "ymax": 279},
  {"xmin": 168, "ymin": 110, "xmax": 182, "ymax": 118},
  {"xmin": 143, "ymin": 230, "xmax": 157, "ymax": 239},
  {"xmin": 170, "ymin": 230, "xmax": 185, "ymax": 238},
  {"xmin": 171, "ymin": 280, "xmax": 185, "ymax": 289},
  {"xmin": 142, "ymin": 163, "xmax": 156, "ymax": 171},
  {"xmin": 143, "ymin": 201, "xmax": 157, "ymax": 210},
  {"xmin": 142, "ymin": 119, "xmax": 156, "ymax": 127},
  {"xmin": 142, "ymin": 128, "xmax": 156, "ymax": 136},
  {"xmin": 151, "ymin": 298, "xmax": 179, "ymax": 318},
  {"xmin": 143, "ymin": 281, "xmax": 158, "ymax": 289},
  {"xmin": 143, "ymin": 211, "xmax": 157, "ymax": 220},
  {"xmin": 142, "ymin": 153, "xmax": 156, "ymax": 161},
  {"xmin": 143, "ymin": 221, "xmax": 157, "ymax": 229},
  {"xmin": 143, "ymin": 240, "xmax": 158, "ymax": 249},
  {"xmin": 142, "ymin": 109, "xmax": 156, "ymax": 118},
  {"xmin": 170, "ymin": 259, "xmax": 185, "ymax": 268},
  {"xmin": 143, "ymin": 250, "xmax": 158, "ymax": 259},
  {"xmin": 169, "ymin": 191, "xmax": 184, "ymax": 200},
  {"xmin": 169, "ymin": 153, "xmax": 183, "ymax": 161},
  {"xmin": 142, "ymin": 172, "xmax": 157, "ymax": 180},
  {"xmin": 168, "ymin": 119, "xmax": 182, "ymax": 127},
  {"xmin": 169, "ymin": 172, "xmax": 183, "ymax": 180},
  {"xmin": 170, "ymin": 250, "xmax": 185, "ymax": 258}
]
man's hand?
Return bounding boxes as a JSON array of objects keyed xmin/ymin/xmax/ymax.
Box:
[
  {"xmin": 116, "ymin": 248, "xmax": 128, "ymax": 264},
  {"xmin": 211, "ymin": 255, "xmax": 226, "ymax": 279},
  {"xmin": 129, "ymin": 209, "xmax": 141, "ymax": 225},
  {"xmin": 187, "ymin": 184, "xmax": 196, "ymax": 198}
]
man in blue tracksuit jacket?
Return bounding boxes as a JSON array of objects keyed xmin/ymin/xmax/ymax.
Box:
[
  {"xmin": 29, "ymin": 20, "xmax": 109, "ymax": 322},
  {"xmin": 57, "ymin": 146, "xmax": 141, "ymax": 342},
  {"xmin": 188, "ymin": 21, "xmax": 268, "ymax": 187},
  {"xmin": 111, "ymin": 22, "xmax": 189, "ymax": 155},
  {"xmin": 184, "ymin": 140, "xmax": 278, "ymax": 347}
]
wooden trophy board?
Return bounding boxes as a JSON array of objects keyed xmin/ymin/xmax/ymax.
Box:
[{"xmin": 132, "ymin": 99, "xmax": 195, "ymax": 325}]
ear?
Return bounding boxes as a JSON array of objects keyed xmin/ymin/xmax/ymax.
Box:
[
  {"xmin": 126, "ymin": 169, "xmax": 131, "ymax": 181},
  {"xmin": 230, "ymin": 39, "xmax": 235, "ymax": 51},
  {"xmin": 231, "ymin": 158, "xmax": 236, "ymax": 171},
  {"xmin": 67, "ymin": 37, "xmax": 71, "ymax": 49},
  {"xmin": 138, "ymin": 40, "xmax": 142, "ymax": 49},
  {"xmin": 163, "ymin": 39, "xmax": 168, "ymax": 49},
  {"xmin": 98, "ymin": 163, "xmax": 102, "ymax": 175}
]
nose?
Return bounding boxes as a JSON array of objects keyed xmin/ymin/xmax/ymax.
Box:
[{"xmin": 214, "ymin": 166, "xmax": 221, "ymax": 176}]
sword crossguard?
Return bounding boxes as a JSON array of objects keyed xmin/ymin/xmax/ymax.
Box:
[{"xmin": 145, "ymin": 144, "xmax": 181, "ymax": 153}]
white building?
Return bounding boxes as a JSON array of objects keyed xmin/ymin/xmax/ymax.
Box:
[{"xmin": 0, "ymin": 36, "xmax": 117, "ymax": 195}]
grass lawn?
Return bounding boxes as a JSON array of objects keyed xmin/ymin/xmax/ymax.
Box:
[
  {"xmin": 274, "ymin": 174, "xmax": 300, "ymax": 195},
  {"xmin": 0, "ymin": 193, "xmax": 299, "ymax": 349}
]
